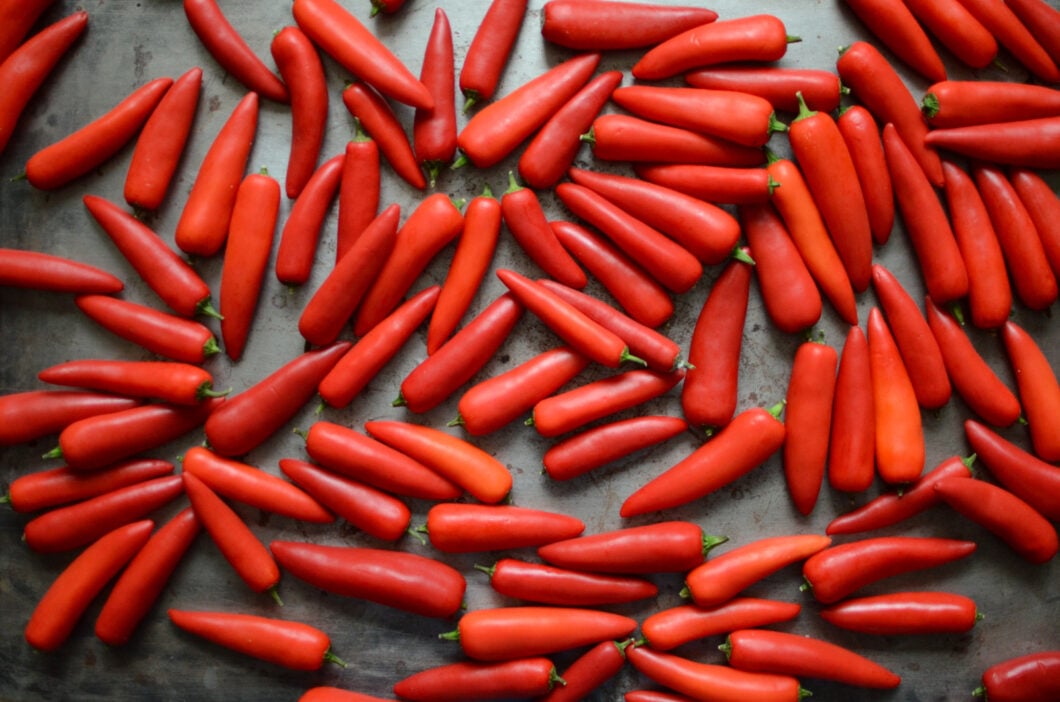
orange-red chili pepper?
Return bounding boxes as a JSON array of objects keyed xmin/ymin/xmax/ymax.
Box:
[{"xmin": 271, "ymin": 25, "xmax": 327, "ymax": 197}]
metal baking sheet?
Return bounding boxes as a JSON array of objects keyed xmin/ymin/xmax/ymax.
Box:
[{"xmin": 1, "ymin": 1, "xmax": 1058, "ymax": 700}]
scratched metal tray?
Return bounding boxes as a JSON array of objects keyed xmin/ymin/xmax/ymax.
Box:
[{"xmin": 1, "ymin": 1, "xmax": 1058, "ymax": 701}]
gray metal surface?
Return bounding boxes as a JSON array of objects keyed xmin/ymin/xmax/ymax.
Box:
[{"xmin": 1, "ymin": 1, "xmax": 1058, "ymax": 700}]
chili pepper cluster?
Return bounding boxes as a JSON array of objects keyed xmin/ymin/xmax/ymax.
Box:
[{"xmin": 1, "ymin": 0, "xmax": 1059, "ymax": 700}]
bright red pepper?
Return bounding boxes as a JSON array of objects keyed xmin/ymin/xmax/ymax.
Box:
[
  {"xmin": 820, "ymin": 591, "xmax": 981, "ymax": 635},
  {"xmin": 537, "ymin": 521, "xmax": 727, "ymax": 574},
  {"xmin": 902, "ymin": 0, "xmax": 997, "ymax": 69},
  {"xmin": 626, "ymin": 645, "xmax": 806, "ymax": 702},
  {"xmin": 335, "ymin": 128, "xmax": 381, "ymax": 263},
  {"xmin": 956, "ymin": 0, "xmax": 1060, "ymax": 82},
  {"xmin": 271, "ymin": 25, "xmax": 327, "ymax": 197},
  {"xmin": 0, "ymin": 247, "xmax": 122, "ymax": 294},
  {"xmin": 0, "ymin": 0, "xmax": 57, "ymax": 64},
  {"xmin": 479, "ymin": 559, "xmax": 657, "ymax": 606},
  {"xmin": 0, "ymin": 389, "xmax": 140, "ymax": 446},
  {"xmin": 74, "ymin": 294, "xmax": 219, "ymax": 363},
  {"xmin": 298, "ymin": 689, "xmax": 393, "ymax": 702},
  {"xmin": 685, "ymin": 65, "xmax": 842, "ymax": 114},
  {"xmin": 543, "ymin": 415, "xmax": 689, "ymax": 482},
  {"xmin": 412, "ymin": 8, "xmax": 456, "ymax": 188},
  {"xmin": 539, "ymin": 639, "xmax": 631, "ymax": 702},
  {"xmin": 965, "ymin": 419, "xmax": 1060, "ymax": 522},
  {"xmin": 642, "ymin": 598, "xmax": 802, "ymax": 652},
  {"xmin": 836, "ymin": 104, "xmax": 894, "ymax": 245},
  {"xmin": 584, "ymin": 113, "xmax": 766, "ymax": 166},
  {"xmin": 274, "ymin": 152, "xmax": 345, "ymax": 286},
  {"xmin": 501, "ymin": 174, "xmax": 587, "ymax": 288},
  {"xmin": 1006, "ymin": 0, "xmax": 1060, "ymax": 65},
  {"xmin": 423, "ymin": 503, "xmax": 585, "ymax": 553},
  {"xmin": 342, "ymin": 81, "xmax": 426, "ymax": 190},
  {"xmin": 1001, "ymin": 319, "xmax": 1060, "ymax": 462},
  {"xmin": 924, "ymin": 116, "xmax": 1060, "ymax": 170},
  {"xmin": 782, "ymin": 340, "xmax": 837, "ymax": 516},
  {"xmin": 1011, "ymin": 167, "xmax": 1060, "ymax": 282},
  {"xmin": 39, "ymin": 358, "xmax": 223, "ymax": 405},
  {"xmin": 922, "ymin": 80, "xmax": 1060, "ymax": 129},
  {"xmin": 636, "ymin": 163, "xmax": 777, "ymax": 205},
  {"xmin": 868, "ymin": 306, "xmax": 926, "ymax": 484},
  {"xmin": 842, "ymin": 0, "xmax": 946, "ymax": 81},
  {"xmin": 542, "ymin": 0, "xmax": 717, "ymax": 50},
  {"xmin": 458, "ymin": 0, "xmax": 528, "ymax": 111},
  {"xmin": 394, "ymin": 658, "xmax": 562, "ymax": 701},
  {"xmin": 975, "ymin": 650, "xmax": 1060, "ymax": 702},
  {"xmin": 3, "ymin": 458, "xmax": 173, "ymax": 514},
  {"xmin": 828, "ymin": 325, "xmax": 875, "ymax": 493}
]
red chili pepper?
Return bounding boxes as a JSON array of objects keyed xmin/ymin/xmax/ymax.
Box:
[
  {"xmin": 624, "ymin": 692, "xmax": 694, "ymax": 702},
  {"xmin": 633, "ymin": 14, "xmax": 797, "ymax": 81},
  {"xmin": 425, "ymin": 188, "xmax": 503, "ymax": 354},
  {"xmin": 0, "ymin": 389, "xmax": 141, "ymax": 447},
  {"xmin": 94, "ymin": 507, "xmax": 200, "ymax": 646},
  {"xmin": 458, "ymin": 0, "xmax": 528, "ymax": 111},
  {"xmin": 183, "ymin": 0, "xmax": 287, "ymax": 102},
  {"xmin": 25, "ymin": 520, "xmax": 154, "ymax": 652},
  {"xmin": 413, "ymin": 8, "xmax": 456, "ymax": 188},
  {"xmin": 685, "ymin": 65, "xmax": 843, "ymax": 114},
  {"xmin": 783, "ymin": 340, "xmax": 838, "ymax": 516},
  {"xmin": 825, "ymin": 454, "xmax": 975, "ymax": 536},
  {"xmin": 583, "ymin": 114, "xmax": 767, "ymax": 166},
  {"xmin": 537, "ymin": 521, "xmax": 727, "ymax": 574},
  {"xmin": 291, "ymin": 0, "xmax": 431, "ymax": 109},
  {"xmin": 278, "ymin": 458, "xmax": 410, "ymax": 542},
  {"xmin": 922, "ymin": 81, "xmax": 1060, "ymax": 129},
  {"xmin": 722, "ymin": 628, "xmax": 901, "ymax": 689},
  {"xmin": 342, "ymin": 81, "xmax": 426, "ymax": 190},
  {"xmin": 423, "ymin": 503, "xmax": 585, "ymax": 553},
  {"xmin": 271, "ymin": 25, "xmax": 327, "ymax": 198},
  {"xmin": 935, "ymin": 476, "xmax": 1058, "ymax": 563},
  {"xmin": 765, "ymin": 154, "xmax": 858, "ymax": 325},
  {"xmin": 1011, "ymin": 167, "xmax": 1060, "ymax": 281},
  {"xmin": 555, "ymin": 181, "xmax": 703, "ymax": 294},
  {"xmin": 965, "ymin": 419, "xmax": 1060, "ymax": 522},
  {"xmin": 458, "ymin": 52, "xmax": 600, "ymax": 169},
  {"xmin": 626, "ymin": 645, "xmax": 806, "ymax": 702},
  {"xmin": 0, "ymin": 11, "xmax": 87, "ymax": 157},
  {"xmin": 394, "ymin": 658, "xmax": 562, "ymax": 701},
  {"xmin": 539, "ymin": 639, "xmax": 631, "ymax": 702},
  {"xmin": 0, "ymin": 247, "xmax": 122, "ymax": 294},
  {"xmin": 957, "ymin": 0, "xmax": 1060, "ymax": 82},
  {"xmin": 836, "ymin": 41, "xmax": 943, "ymax": 186},
  {"xmin": 270, "ymin": 540, "xmax": 466, "ymax": 618},
  {"xmin": 478, "ymin": 559, "xmax": 656, "ymax": 606},
  {"xmin": 0, "ymin": 0, "xmax": 57, "ymax": 64},
  {"xmin": 636, "ymin": 163, "xmax": 777, "ymax": 205},
  {"xmin": 924, "ymin": 116, "xmax": 1060, "ymax": 169},
  {"xmin": 801, "ymin": 536, "xmax": 977, "ymax": 604},
  {"xmin": 518, "ymin": 70, "xmax": 622, "ymax": 190},
  {"xmin": 454, "ymin": 345, "xmax": 591, "ymax": 436},
  {"xmin": 738, "ymin": 203, "xmax": 822, "ymax": 335},
  {"xmin": 501, "ymin": 173, "xmax": 587, "ymax": 288},
  {"xmin": 902, "ymin": 0, "xmax": 997, "ymax": 69},
  {"xmin": 642, "ymin": 598, "xmax": 802, "ymax": 652},
  {"xmin": 549, "ymin": 220, "xmax": 675, "ymax": 329},
  {"xmin": 123, "ymin": 66, "xmax": 202, "ymax": 211},
  {"xmin": 1006, "ymin": 0, "xmax": 1060, "ymax": 65},
  {"xmin": 24, "ymin": 76, "xmax": 172, "ymax": 190},
  {"xmin": 973, "ymin": 162, "xmax": 1058, "ymax": 311},
  {"xmin": 204, "ymin": 342, "xmax": 350, "ymax": 457},
  {"xmin": 683, "ymin": 534, "xmax": 832, "ymax": 608},
  {"xmin": 22, "ymin": 475, "xmax": 182, "ymax": 553},
  {"xmin": 836, "ymin": 105, "xmax": 894, "ymax": 245},
  {"xmin": 302, "ymin": 421, "xmax": 462, "ymax": 501},
  {"xmin": 317, "ymin": 286, "xmax": 439, "ymax": 409},
  {"xmin": 828, "ymin": 325, "xmax": 875, "ymax": 493},
  {"xmin": 542, "ymin": 0, "xmax": 717, "ymax": 50},
  {"xmin": 820, "ymin": 591, "xmax": 981, "ymax": 635},
  {"xmin": 940, "ymin": 160, "xmax": 1012, "ymax": 329},
  {"xmin": 174, "ymin": 91, "xmax": 258, "ymax": 257},
  {"xmin": 352, "ymin": 193, "xmax": 463, "ymax": 336},
  {"xmin": 398, "ymin": 293, "xmax": 524, "ymax": 413},
  {"xmin": 298, "ymin": 203, "xmax": 401, "ymax": 347},
  {"xmin": 974, "ymin": 650, "xmax": 1060, "ymax": 702},
  {"xmin": 83, "ymin": 194, "xmax": 219, "ymax": 319},
  {"xmin": 925, "ymin": 297, "xmax": 1021, "ymax": 427},
  {"xmin": 364, "ymin": 419, "xmax": 512, "ymax": 504},
  {"xmin": 3, "ymin": 458, "xmax": 173, "ymax": 514},
  {"xmin": 299, "ymin": 689, "xmax": 392, "ymax": 702},
  {"xmin": 368, "ymin": 0, "xmax": 405, "ymax": 16},
  {"xmin": 74, "ymin": 294, "xmax": 219, "ymax": 363},
  {"xmin": 842, "ymin": 0, "xmax": 946, "ymax": 81},
  {"xmin": 39, "ymin": 358, "xmax": 224, "ymax": 405},
  {"xmin": 275, "ymin": 152, "xmax": 345, "ymax": 287},
  {"xmin": 47, "ymin": 399, "xmax": 222, "ymax": 472},
  {"xmin": 168, "ymin": 609, "xmax": 342, "ymax": 670},
  {"xmin": 335, "ymin": 128, "xmax": 381, "ymax": 263},
  {"xmin": 441, "ymin": 606, "xmax": 637, "ymax": 661},
  {"xmin": 531, "ymin": 368, "xmax": 684, "ymax": 439},
  {"xmin": 1001, "ymin": 319, "xmax": 1060, "ymax": 462},
  {"xmin": 544, "ymin": 415, "xmax": 689, "ymax": 482}
]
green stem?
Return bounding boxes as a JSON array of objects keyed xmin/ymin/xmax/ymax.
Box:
[
  {"xmin": 438, "ymin": 629, "xmax": 460, "ymax": 642},
  {"xmin": 768, "ymin": 111, "xmax": 788, "ymax": 134},
  {"xmin": 549, "ymin": 669, "xmax": 567, "ymax": 689},
  {"xmin": 702, "ymin": 533, "xmax": 729, "ymax": 555},
  {"xmin": 197, "ymin": 383, "xmax": 232, "ymax": 400},
  {"xmin": 267, "ymin": 587, "xmax": 284, "ymax": 607},
  {"xmin": 579, "ymin": 127, "xmax": 596, "ymax": 146},
  {"xmin": 324, "ymin": 650, "xmax": 348, "ymax": 668},
  {"xmin": 787, "ymin": 35, "xmax": 802, "ymax": 44},
  {"xmin": 42, "ymin": 446, "xmax": 63, "ymax": 460},
  {"xmin": 447, "ymin": 414, "xmax": 465, "ymax": 427},
  {"xmin": 621, "ymin": 348, "xmax": 647, "ymax": 367},
  {"xmin": 462, "ymin": 91, "xmax": 480, "ymax": 113},
  {"xmin": 718, "ymin": 639, "xmax": 733, "ymax": 659},
  {"xmin": 473, "ymin": 563, "xmax": 496, "ymax": 578},
  {"xmin": 203, "ymin": 337, "xmax": 221, "ymax": 357},
  {"xmin": 767, "ymin": 400, "xmax": 786, "ymax": 419},
  {"xmin": 972, "ymin": 685, "xmax": 987, "ymax": 699},
  {"xmin": 921, "ymin": 92, "xmax": 940, "ymax": 119},
  {"xmin": 450, "ymin": 154, "xmax": 468, "ymax": 170},
  {"xmin": 731, "ymin": 246, "xmax": 756, "ymax": 266},
  {"xmin": 505, "ymin": 170, "xmax": 522, "ymax": 195},
  {"xmin": 392, "ymin": 393, "xmax": 407, "ymax": 407}
]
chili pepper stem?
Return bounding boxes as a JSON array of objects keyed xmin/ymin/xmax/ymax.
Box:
[
  {"xmin": 579, "ymin": 127, "xmax": 595, "ymax": 146},
  {"xmin": 447, "ymin": 415, "xmax": 465, "ymax": 427},
  {"xmin": 0, "ymin": 494, "xmax": 10, "ymax": 505},
  {"xmin": 438, "ymin": 629, "xmax": 460, "ymax": 642},
  {"xmin": 450, "ymin": 154, "xmax": 468, "ymax": 170},
  {"xmin": 203, "ymin": 338, "xmax": 221, "ymax": 357},
  {"xmin": 550, "ymin": 668, "xmax": 568, "ymax": 688},
  {"xmin": 197, "ymin": 298, "xmax": 223, "ymax": 319},
  {"xmin": 621, "ymin": 349, "xmax": 647, "ymax": 366},
  {"xmin": 731, "ymin": 246, "xmax": 756, "ymax": 265},
  {"xmin": 42, "ymin": 446, "xmax": 62, "ymax": 460},
  {"xmin": 392, "ymin": 393, "xmax": 407, "ymax": 407},
  {"xmin": 769, "ymin": 113, "xmax": 788, "ymax": 134},
  {"xmin": 703, "ymin": 534, "xmax": 729, "ymax": 554},
  {"xmin": 423, "ymin": 161, "xmax": 444, "ymax": 188},
  {"xmin": 473, "ymin": 563, "xmax": 496, "ymax": 577},
  {"xmin": 462, "ymin": 92, "xmax": 479, "ymax": 113},
  {"xmin": 267, "ymin": 587, "xmax": 284, "ymax": 607},
  {"xmin": 718, "ymin": 640, "xmax": 732, "ymax": 658},
  {"xmin": 324, "ymin": 650, "xmax": 348, "ymax": 668},
  {"xmin": 408, "ymin": 527, "xmax": 428, "ymax": 546},
  {"xmin": 972, "ymin": 686, "xmax": 986, "ymax": 698}
]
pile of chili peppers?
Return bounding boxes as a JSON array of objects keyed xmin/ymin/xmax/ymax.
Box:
[{"xmin": 1, "ymin": 0, "xmax": 1059, "ymax": 700}]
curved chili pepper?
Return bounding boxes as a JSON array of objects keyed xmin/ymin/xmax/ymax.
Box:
[
  {"xmin": 24, "ymin": 76, "xmax": 172, "ymax": 190},
  {"xmin": 544, "ymin": 414, "xmax": 688, "ymax": 482},
  {"xmin": 271, "ymin": 25, "xmax": 326, "ymax": 197},
  {"xmin": 0, "ymin": 389, "xmax": 139, "ymax": 446},
  {"xmin": 801, "ymin": 536, "xmax": 978, "ymax": 604},
  {"xmin": 782, "ymin": 340, "xmax": 837, "ymax": 516},
  {"xmin": 1006, "ymin": 0, "xmax": 1060, "ymax": 64},
  {"xmin": 278, "ymin": 458, "xmax": 410, "ymax": 542},
  {"xmin": 1001, "ymin": 319, "xmax": 1060, "ymax": 462},
  {"xmin": 270, "ymin": 540, "xmax": 466, "ymax": 618},
  {"xmin": 542, "ymin": 0, "xmax": 717, "ymax": 50},
  {"xmin": 0, "ymin": 10, "xmax": 87, "ymax": 157},
  {"xmin": 317, "ymin": 286, "xmax": 439, "ymax": 409},
  {"xmin": 174, "ymin": 91, "xmax": 258, "ymax": 257},
  {"xmin": 633, "ymin": 13, "xmax": 797, "ymax": 81},
  {"xmin": 537, "ymin": 521, "xmax": 727, "ymax": 574},
  {"xmin": 924, "ymin": 116, "xmax": 1060, "ymax": 170},
  {"xmin": 925, "ymin": 297, "xmax": 1021, "ymax": 427},
  {"xmin": 965, "ymin": 419, "xmax": 1060, "ymax": 522},
  {"xmin": 722, "ymin": 628, "xmax": 901, "ymax": 689},
  {"xmin": 957, "ymin": 0, "xmax": 1060, "ymax": 82},
  {"xmin": 399, "ymin": 293, "xmax": 523, "ymax": 413},
  {"xmin": 636, "ymin": 163, "xmax": 776, "ymax": 205},
  {"xmin": 394, "ymin": 658, "xmax": 562, "ymax": 701},
  {"xmin": 624, "ymin": 692, "xmax": 694, "ymax": 702},
  {"xmin": 423, "ymin": 503, "xmax": 585, "ymax": 553},
  {"xmin": 1011, "ymin": 167, "xmax": 1060, "ymax": 281},
  {"xmin": 478, "ymin": 559, "xmax": 656, "ymax": 606},
  {"xmin": 642, "ymin": 598, "xmax": 802, "ymax": 652},
  {"xmin": 903, "ymin": 0, "xmax": 997, "ymax": 69},
  {"xmin": 25, "ymin": 520, "xmax": 154, "ymax": 652},
  {"xmin": 923, "ymin": 81, "xmax": 1060, "ymax": 129},
  {"xmin": 974, "ymin": 650, "xmax": 1060, "ymax": 702},
  {"xmin": 275, "ymin": 152, "xmax": 344, "ymax": 286},
  {"xmin": 123, "ymin": 66, "xmax": 202, "ymax": 211},
  {"xmin": 842, "ymin": 0, "xmax": 946, "ymax": 81},
  {"xmin": 39, "ymin": 359, "xmax": 224, "ymax": 405},
  {"xmin": 683, "ymin": 534, "xmax": 832, "ymax": 608},
  {"xmin": 836, "ymin": 105, "xmax": 894, "ymax": 245},
  {"xmin": 298, "ymin": 689, "xmax": 393, "ymax": 702},
  {"xmin": 74, "ymin": 294, "xmax": 219, "ymax": 363},
  {"xmin": 458, "ymin": 52, "xmax": 599, "ymax": 168},
  {"xmin": 335, "ymin": 128, "xmax": 381, "ymax": 263},
  {"xmin": 168, "ymin": 609, "xmax": 342, "ymax": 670},
  {"xmin": 501, "ymin": 174, "xmax": 587, "ymax": 288},
  {"xmin": 364, "ymin": 419, "xmax": 512, "ymax": 504},
  {"xmin": 22, "ymin": 475, "xmax": 182, "ymax": 553},
  {"xmin": 0, "ymin": 0, "xmax": 57, "ymax": 64},
  {"xmin": 205, "ymin": 342, "xmax": 349, "ymax": 457},
  {"xmin": 518, "ymin": 70, "xmax": 622, "ymax": 191},
  {"xmin": 413, "ymin": 8, "xmax": 456, "ymax": 188},
  {"xmin": 83, "ymin": 194, "xmax": 219, "ymax": 319},
  {"xmin": 291, "ymin": 0, "xmax": 431, "ymax": 109},
  {"xmin": 868, "ymin": 306, "xmax": 925, "ymax": 484},
  {"xmin": 828, "ymin": 324, "xmax": 875, "ymax": 493},
  {"xmin": 584, "ymin": 113, "xmax": 766, "ymax": 166},
  {"xmin": 682, "ymin": 251, "xmax": 753, "ymax": 432},
  {"xmin": 458, "ymin": 0, "xmax": 528, "ymax": 111},
  {"xmin": 738, "ymin": 203, "xmax": 822, "ymax": 334},
  {"xmin": 94, "ymin": 507, "xmax": 200, "ymax": 646},
  {"xmin": 3, "ymin": 458, "xmax": 173, "ymax": 514},
  {"xmin": 685, "ymin": 65, "xmax": 842, "ymax": 114},
  {"xmin": 454, "ymin": 345, "xmax": 591, "ymax": 436},
  {"xmin": 539, "ymin": 639, "xmax": 631, "ymax": 702},
  {"xmin": 342, "ymin": 81, "xmax": 426, "ymax": 190},
  {"xmin": 0, "ymin": 247, "xmax": 122, "ymax": 294},
  {"xmin": 825, "ymin": 454, "xmax": 974, "ymax": 536},
  {"xmin": 820, "ymin": 591, "xmax": 981, "ymax": 635}
]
